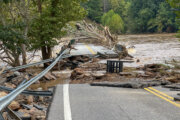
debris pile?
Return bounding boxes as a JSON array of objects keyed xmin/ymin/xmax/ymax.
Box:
[
  {"xmin": 137, "ymin": 64, "xmax": 180, "ymax": 82},
  {"xmin": 0, "ymin": 70, "xmax": 52, "ymax": 120},
  {"xmin": 0, "ymin": 90, "xmax": 49, "ymax": 120},
  {"xmin": 53, "ymin": 55, "xmax": 92, "ymax": 70}
]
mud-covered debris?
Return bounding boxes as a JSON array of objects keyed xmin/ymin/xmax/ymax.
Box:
[
  {"xmin": 4, "ymin": 82, "xmax": 16, "ymax": 88},
  {"xmin": 165, "ymin": 77, "xmax": 180, "ymax": 83},
  {"xmin": 53, "ymin": 55, "xmax": 92, "ymax": 70},
  {"xmin": 119, "ymin": 72, "xmax": 133, "ymax": 76},
  {"xmin": 164, "ymin": 84, "xmax": 180, "ymax": 89},
  {"xmin": 15, "ymin": 110, "xmax": 31, "ymax": 120},
  {"xmin": 141, "ymin": 64, "xmax": 169, "ymax": 72},
  {"xmin": 70, "ymin": 68, "xmax": 85, "ymax": 80},
  {"xmin": 44, "ymin": 72, "xmax": 57, "ymax": 80},
  {"xmin": 29, "ymin": 107, "xmax": 45, "ymax": 120},
  {"xmin": 114, "ymin": 44, "xmax": 133, "ymax": 60},
  {"xmin": 79, "ymin": 62, "xmax": 106, "ymax": 71},
  {"xmin": 92, "ymin": 73, "xmax": 105, "ymax": 79}
]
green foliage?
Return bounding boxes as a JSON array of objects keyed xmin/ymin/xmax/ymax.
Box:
[
  {"xmin": 148, "ymin": 2, "xmax": 177, "ymax": 33},
  {"xmin": 127, "ymin": 0, "xmax": 177, "ymax": 33},
  {"xmin": 167, "ymin": 0, "xmax": 180, "ymax": 37},
  {"xmin": 82, "ymin": 0, "xmax": 103, "ymax": 23},
  {"xmin": 0, "ymin": 23, "xmax": 26, "ymax": 54},
  {"xmin": 29, "ymin": 0, "xmax": 87, "ymax": 50},
  {"xmin": 84, "ymin": 0, "xmax": 178, "ymax": 34},
  {"xmin": 101, "ymin": 10, "xmax": 124, "ymax": 33}
]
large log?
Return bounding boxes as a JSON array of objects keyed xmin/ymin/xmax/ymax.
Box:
[{"xmin": 74, "ymin": 20, "xmax": 118, "ymax": 48}]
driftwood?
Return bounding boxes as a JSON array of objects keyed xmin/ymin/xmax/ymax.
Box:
[{"xmin": 74, "ymin": 20, "xmax": 118, "ymax": 48}]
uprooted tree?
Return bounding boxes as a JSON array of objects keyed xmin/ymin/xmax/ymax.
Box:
[
  {"xmin": 69, "ymin": 20, "xmax": 131, "ymax": 59},
  {"xmin": 74, "ymin": 20, "xmax": 118, "ymax": 48}
]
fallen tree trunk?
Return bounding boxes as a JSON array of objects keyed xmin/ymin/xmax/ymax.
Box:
[{"xmin": 74, "ymin": 20, "xmax": 118, "ymax": 48}]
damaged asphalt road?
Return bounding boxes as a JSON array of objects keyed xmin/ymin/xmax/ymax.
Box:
[
  {"xmin": 48, "ymin": 84, "xmax": 180, "ymax": 120},
  {"xmin": 47, "ymin": 42, "xmax": 180, "ymax": 120}
]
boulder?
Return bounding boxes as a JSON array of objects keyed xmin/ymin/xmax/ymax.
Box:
[{"xmin": 0, "ymin": 91, "xmax": 7, "ymax": 98}]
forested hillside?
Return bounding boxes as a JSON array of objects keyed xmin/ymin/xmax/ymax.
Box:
[{"xmin": 83, "ymin": 0, "xmax": 179, "ymax": 34}]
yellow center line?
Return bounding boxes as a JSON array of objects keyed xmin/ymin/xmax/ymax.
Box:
[
  {"xmin": 85, "ymin": 44, "xmax": 96, "ymax": 55},
  {"xmin": 144, "ymin": 88, "xmax": 180, "ymax": 108},
  {"xmin": 148, "ymin": 87, "xmax": 174, "ymax": 100}
]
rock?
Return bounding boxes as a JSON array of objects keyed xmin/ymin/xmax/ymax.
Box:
[
  {"xmin": 92, "ymin": 73, "xmax": 105, "ymax": 79},
  {"xmin": 14, "ymin": 71, "xmax": 21, "ymax": 76},
  {"xmin": 27, "ymin": 95, "xmax": 34, "ymax": 104},
  {"xmin": 0, "ymin": 91, "xmax": 7, "ymax": 98},
  {"xmin": 29, "ymin": 107, "xmax": 45, "ymax": 120},
  {"xmin": 2, "ymin": 112, "xmax": 8, "ymax": 120},
  {"xmin": 4, "ymin": 83, "xmax": 16, "ymax": 88},
  {"xmin": 44, "ymin": 72, "xmax": 57, "ymax": 80},
  {"xmin": 70, "ymin": 68, "xmax": 85, "ymax": 80},
  {"xmin": 9, "ymin": 101, "xmax": 20, "ymax": 110},
  {"xmin": 39, "ymin": 96, "xmax": 44, "ymax": 102},
  {"xmin": 17, "ymin": 109, "xmax": 31, "ymax": 120}
]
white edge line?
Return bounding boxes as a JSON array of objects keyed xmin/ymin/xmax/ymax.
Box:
[{"xmin": 63, "ymin": 84, "xmax": 72, "ymax": 120}]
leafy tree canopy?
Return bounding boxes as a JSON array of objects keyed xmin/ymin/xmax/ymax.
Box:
[{"xmin": 101, "ymin": 10, "xmax": 124, "ymax": 34}]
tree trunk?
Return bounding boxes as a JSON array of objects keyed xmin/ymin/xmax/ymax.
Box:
[
  {"xmin": 21, "ymin": 43, "xmax": 27, "ymax": 65},
  {"xmin": 14, "ymin": 55, "xmax": 20, "ymax": 67},
  {"xmin": 41, "ymin": 46, "xmax": 52, "ymax": 67},
  {"xmin": 21, "ymin": 24, "xmax": 29, "ymax": 65}
]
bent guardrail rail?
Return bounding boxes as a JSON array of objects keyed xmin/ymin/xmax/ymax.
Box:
[
  {"xmin": 0, "ymin": 49, "xmax": 69, "ymax": 111},
  {"xmin": 3, "ymin": 54, "xmax": 71, "ymax": 74}
]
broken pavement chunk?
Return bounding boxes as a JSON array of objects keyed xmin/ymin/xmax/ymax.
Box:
[{"xmin": 90, "ymin": 80, "xmax": 169, "ymax": 89}]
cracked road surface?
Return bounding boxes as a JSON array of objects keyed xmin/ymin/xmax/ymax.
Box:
[{"xmin": 47, "ymin": 84, "xmax": 180, "ymax": 120}]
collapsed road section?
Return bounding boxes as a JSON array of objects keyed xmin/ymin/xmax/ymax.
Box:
[{"xmin": 0, "ymin": 38, "xmax": 180, "ymax": 120}]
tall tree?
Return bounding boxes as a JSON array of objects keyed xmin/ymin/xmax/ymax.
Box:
[
  {"xmin": 29, "ymin": 0, "xmax": 86, "ymax": 65},
  {"xmin": 128, "ymin": 0, "xmax": 177, "ymax": 33},
  {"xmin": 167, "ymin": 0, "xmax": 180, "ymax": 37},
  {"xmin": 82, "ymin": 0, "xmax": 103, "ymax": 23},
  {"xmin": 0, "ymin": 0, "xmax": 31, "ymax": 66},
  {"xmin": 101, "ymin": 10, "xmax": 124, "ymax": 33}
]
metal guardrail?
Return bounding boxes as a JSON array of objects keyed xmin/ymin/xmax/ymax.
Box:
[
  {"xmin": 0, "ymin": 48, "xmax": 69, "ymax": 111},
  {"xmin": 3, "ymin": 54, "xmax": 71, "ymax": 74}
]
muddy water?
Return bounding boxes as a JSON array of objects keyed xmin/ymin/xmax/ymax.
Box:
[
  {"xmin": 30, "ymin": 71, "xmax": 71, "ymax": 90},
  {"xmin": 119, "ymin": 33, "xmax": 180, "ymax": 67}
]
